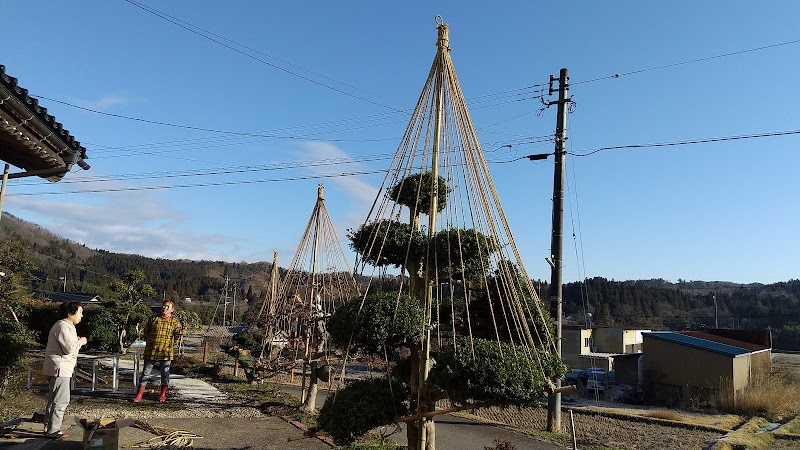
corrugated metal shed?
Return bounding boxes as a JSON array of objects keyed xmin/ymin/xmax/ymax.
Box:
[
  {"xmin": 644, "ymin": 331, "xmax": 750, "ymax": 357},
  {"xmin": 681, "ymin": 331, "xmax": 769, "ymax": 352}
]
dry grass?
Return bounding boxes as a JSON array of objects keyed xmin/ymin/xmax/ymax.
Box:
[
  {"xmin": 711, "ymin": 417, "xmax": 775, "ymax": 450},
  {"xmin": 0, "ymin": 377, "xmax": 44, "ymax": 422},
  {"xmin": 582, "ymin": 405, "xmax": 742, "ymax": 430},
  {"xmin": 774, "ymin": 416, "xmax": 800, "ymax": 438},
  {"xmin": 645, "ymin": 409, "xmax": 680, "ymax": 421},
  {"xmin": 718, "ymin": 369, "xmax": 800, "ymax": 422}
]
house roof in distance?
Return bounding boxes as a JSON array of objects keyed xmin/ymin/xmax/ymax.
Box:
[
  {"xmin": 50, "ymin": 292, "xmax": 102, "ymax": 303},
  {"xmin": 644, "ymin": 331, "xmax": 752, "ymax": 357},
  {"xmin": 681, "ymin": 331, "xmax": 770, "ymax": 352}
]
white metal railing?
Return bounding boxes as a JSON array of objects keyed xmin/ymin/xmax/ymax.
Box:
[{"xmin": 28, "ymin": 353, "xmax": 143, "ymax": 393}]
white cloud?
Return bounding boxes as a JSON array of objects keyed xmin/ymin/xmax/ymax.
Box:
[
  {"xmin": 298, "ymin": 142, "xmax": 379, "ymax": 205},
  {"xmin": 73, "ymin": 95, "xmax": 147, "ymax": 110},
  {"xmin": 296, "ymin": 142, "xmax": 381, "ymax": 228},
  {"xmin": 4, "ymin": 188, "xmax": 237, "ymax": 261}
]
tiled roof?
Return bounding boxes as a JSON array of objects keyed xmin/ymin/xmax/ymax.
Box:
[
  {"xmin": 50, "ymin": 292, "xmax": 102, "ymax": 303},
  {"xmin": 644, "ymin": 331, "xmax": 751, "ymax": 357},
  {"xmin": 0, "ymin": 64, "xmax": 88, "ymax": 181}
]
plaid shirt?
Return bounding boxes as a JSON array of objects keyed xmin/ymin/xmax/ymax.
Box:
[{"xmin": 143, "ymin": 315, "xmax": 183, "ymax": 360}]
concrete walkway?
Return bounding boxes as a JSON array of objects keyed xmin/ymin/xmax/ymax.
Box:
[{"xmin": 89, "ymin": 354, "xmax": 227, "ymax": 402}]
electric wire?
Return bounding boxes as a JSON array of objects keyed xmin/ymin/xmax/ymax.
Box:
[
  {"xmin": 14, "ymin": 142, "xmax": 531, "ymax": 187},
  {"xmin": 569, "ymin": 129, "xmax": 800, "ymax": 156},
  {"xmin": 10, "ymin": 124, "xmax": 798, "ymax": 194},
  {"xmin": 572, "ymin": 38, "xmax": 800, "ymax": 85},
  {"xmin": 8, "ymin": 169, "xmax": 386, "ymax": 195},
  {"xmin": 122, "ymin": 0, "xmax": 407, "ymax": 113}
]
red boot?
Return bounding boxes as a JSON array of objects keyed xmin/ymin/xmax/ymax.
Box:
[
  {"xmin": 132, "ymin": 385, "xmax": 145, "ymax": 403},
  {"xmin": 158, "ymin": 385, "xmax": 168, "ymax": 402}
]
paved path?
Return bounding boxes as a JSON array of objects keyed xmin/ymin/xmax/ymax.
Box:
[
  {"xmin": 4, "ymin": 417, "xmax": 330, "ymax": 450},
  {"xmin": 89, "ymin": 353, "xmax": 227, "ymax": 402},
  {"xmin": 280, "ymin": 384, "xmax": 562, "ymax": 450}
]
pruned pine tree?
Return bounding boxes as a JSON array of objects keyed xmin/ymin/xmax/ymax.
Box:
[
  {"xmin": 106, "ymin": 270, "xmax": 156, "ymax": 353},
  {"xmin": 251, "ymin": 185, "xmax": 359, "ymax": 408},
  {"xmin": 320, "ymin": 19, "xmax": 565, "ymax": 450}
]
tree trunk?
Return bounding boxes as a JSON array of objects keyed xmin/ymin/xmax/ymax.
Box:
[
  {"xmin": 424, "ymin": 417, "xmax": 436, "ymax": 450},
  {"xmin": 300, "ymin": 361, "xmax": 319, "ymax": 411},
  {"xmin": 406, "ymin": 345, "xmax": 421, "ymax": 450},
  {"xmin": 300, "ymin": 320, "xmax": 325, "ymax": 412}
]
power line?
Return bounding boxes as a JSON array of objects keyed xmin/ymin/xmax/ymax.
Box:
[
  {"xmin": 14, "ymin": 154, "xmax": 395, "ymax": 185},
  {"xmin": 572, "ymin": 38, "xmax": 800, "ymax": 85},
  {"xmin": 13, "ymin": 125, "xmax": 799, "ymax": 193},
  {"xmin": 15, "ymin": 140, "xmax": 533, "ymax": 186},
  {"xmin": 35, "ymin": 95, "xmax": 397, "ymax": 142},
  {"xmin": 36, "ymin": 86, "xmax": 543, "ymax": 161},
  {"xmin": 569, "ymin": 129, "xmax": 800, "ymax": 157},
  {"xmin": 122, "ymin": 0, "xmax": 407, "ymax": 113},
  {"xmin": 124, "ymin": 1, "xmax": 549, "ymax": 116},
  {"xmin": 9, "ymin": 169, "xmax": 386, "ymax": 196}
]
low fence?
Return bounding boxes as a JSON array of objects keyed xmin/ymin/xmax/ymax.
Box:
[{"xmin": 27, "ymin": 352, "xmax": 147, "ymax": 393}]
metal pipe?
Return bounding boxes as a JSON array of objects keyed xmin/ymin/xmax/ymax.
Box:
[
  {"xmin": 112, "ymin": 355, "xmax": 119, "ymax": 392},
  {"xmin": 91, "ymin": 359, "xmax": 98, "ymax": 391}
]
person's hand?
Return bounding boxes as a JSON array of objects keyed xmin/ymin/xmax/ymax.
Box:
[{"xmin": 78, "ymin": 337, "xmax": 88, "ymax": 346}]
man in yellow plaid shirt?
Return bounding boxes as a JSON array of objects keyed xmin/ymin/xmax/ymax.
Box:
[{"xmin": 132, "ymin": 299, "xmax": 183, "ymax": 403}]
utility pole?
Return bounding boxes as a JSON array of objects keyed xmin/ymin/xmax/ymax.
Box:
[
  {"xmin": 546, "ymin": 68, "xmax": 569, "ymax": 433},
  {"xmin": 222, "ymin": 276, "xmax": 230, "ymax": 326},
  {"xmin": 713, "ymin": 293, "xmax": 718, "ymax": 329},
  {"xmin": 232, "ymin": 286, "xmax": 237, "ymax": 324}
]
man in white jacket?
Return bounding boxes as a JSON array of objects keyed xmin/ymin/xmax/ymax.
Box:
[{"xmin": 42, "ymin": 301, "xmax": 87, "ymax": 439}]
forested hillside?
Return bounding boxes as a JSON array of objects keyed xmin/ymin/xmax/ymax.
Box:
[
  {"xmin": 550, "ymin": 277, "xmax": 800, "ymax": 349},
  {"xmin": 2, "ymin": 212, "xmax": 798, "ymax": 349},
  {"xmin": 0, "ymin": 213, "xmax": 276, "ymax": 304}
]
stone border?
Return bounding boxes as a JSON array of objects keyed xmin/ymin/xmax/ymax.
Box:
[{"xmin": 279, "ymin": 416, "xmax": 335, "ymax": 448}]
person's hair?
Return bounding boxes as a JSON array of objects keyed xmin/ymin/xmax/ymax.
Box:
[
  {"xmin": 59, "ymin": 301, "xmax": 82, "ymax": 319},
  {"xmin": 163, "ymin": 299, "xmax": 176, "ymax": 308}
]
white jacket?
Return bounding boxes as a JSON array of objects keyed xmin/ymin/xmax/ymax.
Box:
[{"xmin": 42, "ymin": 319, "xmax": 81, "ymax": 378}]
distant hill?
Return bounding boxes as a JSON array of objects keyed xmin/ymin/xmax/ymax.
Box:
[
  {"xmin": 3, "ymin": 212, "xmax": 799, "ymax": 349},
  {"xmin": 0, "ymin": 213, "xmax": 275, "ymax": 304}
]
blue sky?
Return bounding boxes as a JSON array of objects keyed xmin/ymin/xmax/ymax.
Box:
[{"xmin": 2, "ymin": 1, "xmax": 798, "ymax": 284}]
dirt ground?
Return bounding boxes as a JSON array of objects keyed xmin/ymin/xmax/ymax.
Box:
[
  {"xmin": 456, "ymin": 403, "xmax": 728, "ymax": 450},
  {"xmin": 7, "ymin": 349, "xmax": 800, "ymax": 450}
]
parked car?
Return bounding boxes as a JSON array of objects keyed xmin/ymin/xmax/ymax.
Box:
[
  {"xmin": 585, "ymin": 369, "xmax": 607, "ymax": 392},
  {"xmin": 565, "ymin": 369, "xmax": 586, "ymax": 386}
]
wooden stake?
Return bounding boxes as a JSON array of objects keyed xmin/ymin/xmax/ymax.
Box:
[
  {"xmin": 202, "ymin": 339, "xmax": 208, "ymax": 364},
  {"xmin": 570, "ymin": 410, "xmax": 577, "ymax": 450}
]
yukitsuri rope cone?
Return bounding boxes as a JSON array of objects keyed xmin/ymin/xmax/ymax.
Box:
[{"xmin": 321, "ymin": 16, "xmax": 563, "ymax": 450}]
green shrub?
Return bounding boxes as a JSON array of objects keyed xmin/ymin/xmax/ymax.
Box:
[
  {"xmin": 21, "ymin": 300, "xmax": 60, "ymax": 345},
  {"xmin": 0, "ymin": 320, "xmax": 34, "ymax": 369},
  {"xmin": 328, "ymin": 292, "xmax": 423, "ymax": 355},
  {"xmin": 0, "ymin": 320, "xmax": 34, "ymax": 398},
  {"xmin": 318, "ymin": 377, "xmax": 410, "ymax": 445},
  {"xmin": 82, "ymin": 301, "xmax": 152, "ymax": 353},
  {"xmin": 233, "ymin": 326, "xmax": 266, "ymax": 356},
  {"xmin": 430, "ymin": 337, "xmax": 565, "ymax": 407}
]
